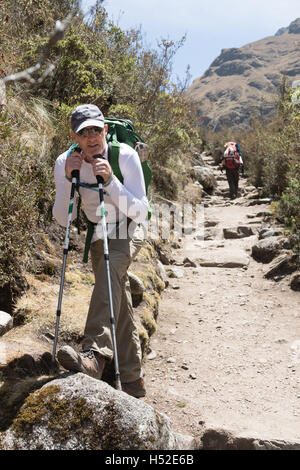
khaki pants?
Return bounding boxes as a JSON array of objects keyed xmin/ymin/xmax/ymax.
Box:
[{"xmin": 82, "ymin": 237, "xmax": 143, "ymax": 383}]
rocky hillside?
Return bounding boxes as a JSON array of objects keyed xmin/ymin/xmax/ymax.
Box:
[{"xmin": 186, "ymin": 18, "xmax": 300, "ymax": 130}]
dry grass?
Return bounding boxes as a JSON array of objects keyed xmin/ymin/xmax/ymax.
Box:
[
  {"xmin": 10, "ymin": 265, "xmax": 94, "ymax": 348},
  {"xmin": 4, "ymin": 95, "xmax": 55, "ymax": 156}
]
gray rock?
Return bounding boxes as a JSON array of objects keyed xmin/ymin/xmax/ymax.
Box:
[
  {"xmin": 252, "ymin": 237, "xmax": 290, "ymax": 263},
  {"xmin": 192, "ymin": 153, "xmax": 206, "ymax": 166},
  {"xmin": 183, "ymin": 257, "xmax": 197, "ymax": 268},
  {"xmin": 255, "ymin": 211, "xmax": 273, "ymax": 218},
  {"xmin": 0, "ymin": 311, "xmax": 13, "ymax": 336},
  {"xmin": 3, "ymin": 373, "xmax": 198, "ymax": 450},
  {"xmin": 204, "ymin": 219, "xmax": 219, "ymax": 228},
  {"xmin": 190, "ymin": 166, "xmax": 217, "ymax": 194},
  {"xmin": 167, "ymin": 267, "xmax": 184, "ymax": 278},
  {"xmin": 223, "ymin": 226, "xmax": 254, "ymax": 239},
  {"xmin": 156, "ymin": 247, "xmax": 173, "ymax": 265},
  {"xmin": 195, "ymin": 250, "xmax": 250, "ymax": 268},
  {"xmin": 258, "ymin": 228, "xmax": 282, "ymax": 240},
  {"xmin": 290, "ymin": 272, "xmax": 300, "ymax": 291},
  {"xmin": 156, "ymin": 260, "xmax": 169, "ymax": 287},
  {"xmin": 247, "ymin": 198, "xmax": 272, "ymax": 206},
  {"xmin": 201, "ymin": 427, "xmax": 300, "ymax": 450},
  {"xmin": 244, "ymin": 185, "xmax": 257, "ymax": 194},
  {"xmin": 264, "ymin": 253, "xmax": 299, "ymax": 280},
  {"xmin": 204, "ymin": 227, "xmax": 219, "ymax": 240},
  {"xmin": 128, "ymin": 272, "xmax": 145, "ymax": 295},
  {"xmin": 288, "ymin": 18, "xmax": 300, "ymax": 34}
]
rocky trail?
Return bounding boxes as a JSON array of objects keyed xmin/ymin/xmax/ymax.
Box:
[
  {"xmin": 1, "ymin": 152, "xmax": 300, "ymax": 450},
  {"xmin": 143, "ymin": 154, "xmax": 300, "ymax": 444}
]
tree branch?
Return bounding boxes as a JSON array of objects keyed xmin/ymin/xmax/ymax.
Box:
[{"xmin": 0, "ymin": 1, "xmax": 103, "ymax": 107}]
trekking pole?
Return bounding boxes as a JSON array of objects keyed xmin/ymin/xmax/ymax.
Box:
[
  {"xmin": 52, "ymin": 168, "xmax": 79, "ymax": 363},
  {"xmin": 93, "ymin": 154, "xmax": 122, "ymax": 391}
]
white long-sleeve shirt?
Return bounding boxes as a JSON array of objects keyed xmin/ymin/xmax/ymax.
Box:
[{"xmin": 53, "ymin": 142, "xmax": 149, "ymax": 241}]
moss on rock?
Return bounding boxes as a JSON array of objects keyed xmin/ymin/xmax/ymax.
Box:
[{"xmin": 11, "ymin": 384, "xmax": 93, "ymax": 442}]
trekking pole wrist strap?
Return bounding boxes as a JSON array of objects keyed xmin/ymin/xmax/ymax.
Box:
[{"xmin": 103, "ymin": 171, "xmax": 114, "ymax": 187}]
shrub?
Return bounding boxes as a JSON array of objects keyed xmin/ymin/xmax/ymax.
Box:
[
  {"xmin": 0, "ymin": 97, "xmax": 56, "ymax": 286},
  {"xmin": 278, "ymin": 167, "xmax": 300, "ymax": 249},
  {"xmin": 236, "ymin": 81, "xmax": 300, "ymax": 197}
]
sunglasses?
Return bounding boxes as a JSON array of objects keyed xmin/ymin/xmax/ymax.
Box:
[{"xmin": 77, "ymin": 126, "xmax": 103, "ymax": 137}]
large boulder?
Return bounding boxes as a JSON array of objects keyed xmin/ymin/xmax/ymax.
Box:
[
  {"xmin": 2, "ymin": 373, "xmax": 197, "ymax": 450},
  {"xmin": 190, "ymin": 166, "xmax": 217, "ymax": 194}
]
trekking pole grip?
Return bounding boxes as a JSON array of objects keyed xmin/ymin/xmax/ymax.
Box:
[
  {"xmin": 71, "ymin": 169, "xmax": 80, "ymax": 180},
  {"xmin": 92, "ymin": 154, "xmax": 104, "ymax": 185}
]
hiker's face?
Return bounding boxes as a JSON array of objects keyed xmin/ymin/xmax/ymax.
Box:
[{"xmin": 71, "ymin": 124, "xmax": 108, "ymax": 158}]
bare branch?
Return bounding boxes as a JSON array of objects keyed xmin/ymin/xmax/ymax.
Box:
[
  {"xmin": 0, "ymin": 2, "xmax": 102, "ymax": 108},
  {"xmin": 2, "ymin": 13, "xmax": 73, "ymax": 85},
  {"xmin": 0, "ymin": 14, "xmax": 73, "ymax": 106}
]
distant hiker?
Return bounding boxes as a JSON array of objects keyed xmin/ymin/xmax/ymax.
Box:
[
  {"xmin": 52, "ymin": 104, "xmax": 149, "ymax": 398},
  {"xmin": 221, "ymin": 141, "xmax": 244, "ymax": 199}
]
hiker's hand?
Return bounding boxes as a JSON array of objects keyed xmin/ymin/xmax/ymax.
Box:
[
  {"xmin": 92, "ymin": 157, "xmax": 112, "ymax": 184},
  {"xmin": 65, "ymin": 151, "xmax": 84, "ymax": 178}
]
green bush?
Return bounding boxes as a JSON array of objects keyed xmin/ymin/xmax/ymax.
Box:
[
  {"xmin": 236, "ymin": 81, "xmax": 300, "ymax": 198},
  {"xmin": 278, "ymin": 167, "xmax": 300, "ymax": 249}
]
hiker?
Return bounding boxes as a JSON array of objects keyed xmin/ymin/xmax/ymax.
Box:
[
  {"xmin": 52, "ymin": 104, "xmax": 149, "ymax": 398},
  {"xmin": 221, "ymin": 141, "xmax": 244, "ymax": 200}
]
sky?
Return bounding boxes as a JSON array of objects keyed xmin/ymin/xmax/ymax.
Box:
[{"xmin": 83, "ymin": 0, "xmax": 300, "ymax": 85}]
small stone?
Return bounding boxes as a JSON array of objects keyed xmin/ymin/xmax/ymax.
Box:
[
  {"xmin": 0, "ymin": 311, "xmax": 13, "ymax": 336},
  {"xmin": 183, "ymin": 257, "xmax": 197, "ymax": 268},
  {"xmin": 147, "ymin": 350, "xmax": 157, "ymax": 360},
  {"xmin": 167, "ymin": 267, "xmax": 184, "ymax": 278},
  {"xmin": 167, "ymin": 357, "xmax": 176, "ymax": 363}
]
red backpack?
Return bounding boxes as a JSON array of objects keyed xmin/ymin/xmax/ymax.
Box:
[{"xmin": 223, "ymin": 142, "xmax": 241, "ymax": 169}]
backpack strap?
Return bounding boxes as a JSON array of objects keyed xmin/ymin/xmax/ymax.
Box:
[
  {"xmin": 83, "ymin": 218, "xmax": 96, "ymax": 263},
  {"xmin": 108, "ymin": 141, "xmax": 123, "ymax": 183},
  {"xmin": 108, "ymin": 141, "xmax": 152, "ymax": 219}
]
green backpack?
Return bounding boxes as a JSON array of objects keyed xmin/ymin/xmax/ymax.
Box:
[{"xmin": 105, "ymin": 117, "xmax": 152, "ymax": 197}]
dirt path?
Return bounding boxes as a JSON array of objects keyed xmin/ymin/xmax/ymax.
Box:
[{"xmin": 143, "ymin": 156, "xmax": 300, "ymax": 442}]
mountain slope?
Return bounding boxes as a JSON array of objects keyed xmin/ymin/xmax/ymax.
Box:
[{"xmin": 186, "ymin": 18, "xmax": 300, "ymax": 130}]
